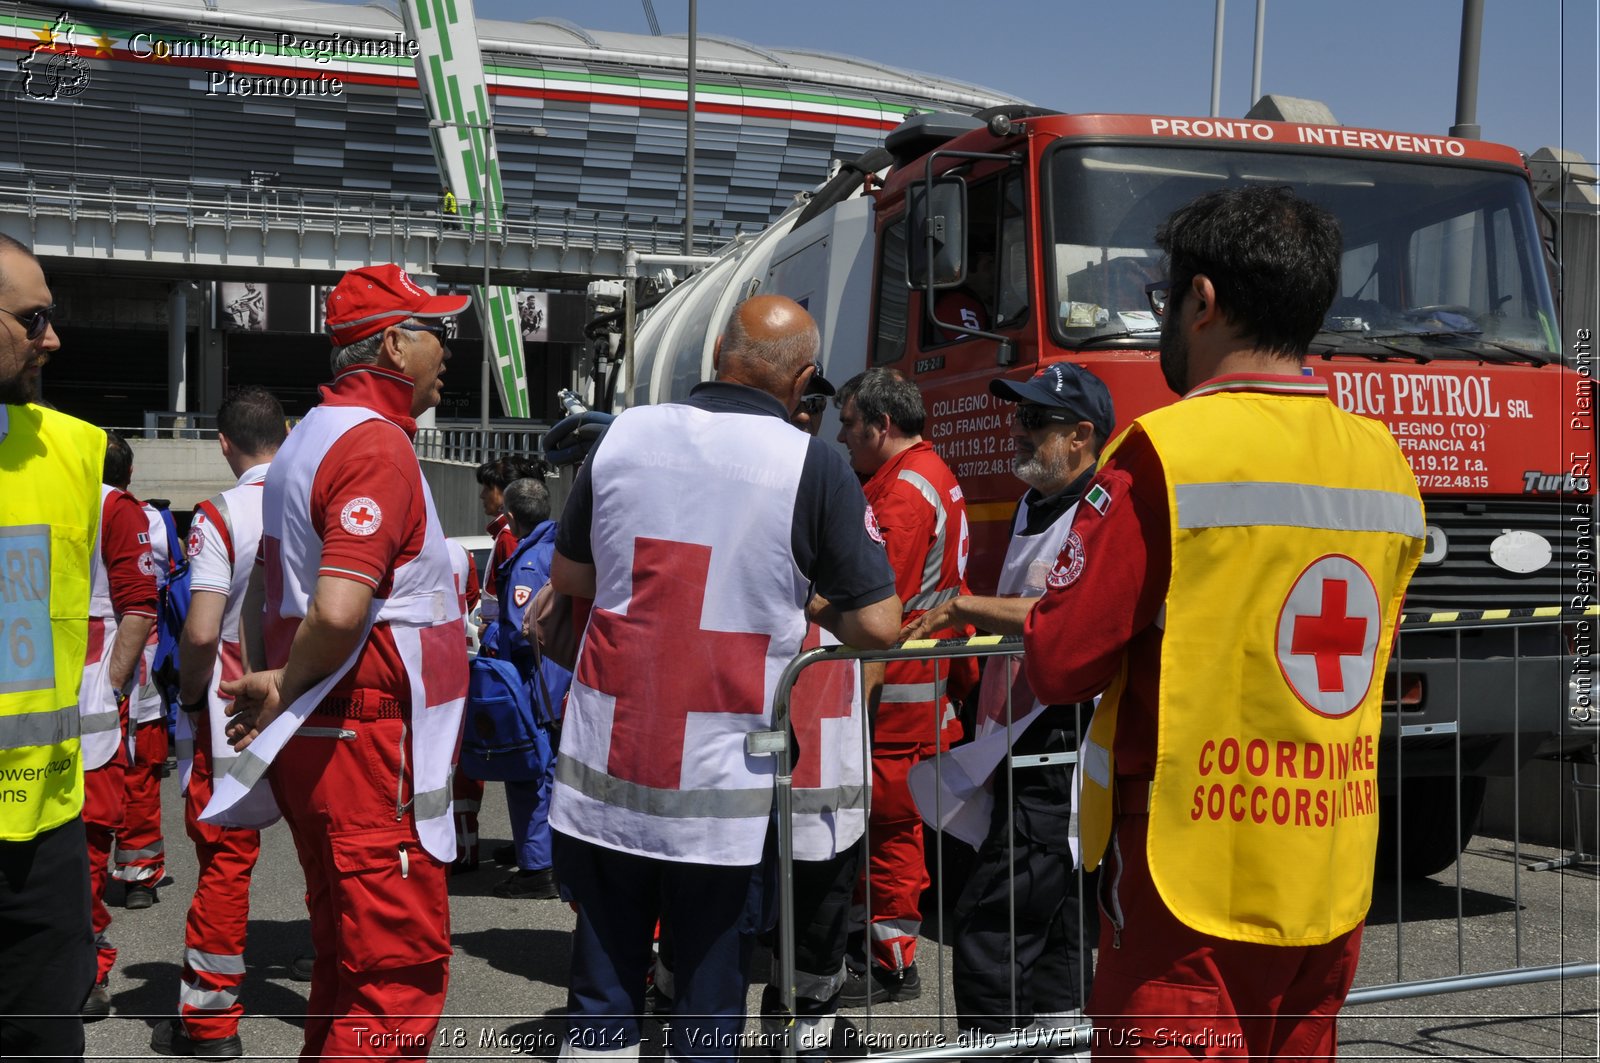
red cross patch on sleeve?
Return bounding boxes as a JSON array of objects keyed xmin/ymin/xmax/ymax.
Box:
[
  {"xmin": 1045, "ymin": 531, "xmax": 1086, "ymax": 589},
  {"xmin": 339, "ymin": 497, "xmax": 383, "ymax": 536},
  {"xmin": 513, "ymin": 585, "xmax": 532, "ymax": 608},
  {"xmin": 864, "ymin": 504, "xmax": 885, "ymax": 545},
  {"xmin": 186, "ymin": 526, "xmax": 205, "ymax": 559}
]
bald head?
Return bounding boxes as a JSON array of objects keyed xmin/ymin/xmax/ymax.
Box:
[{"xmin": 715, "ymin": 295, "xmax": 820, "ymax": 401}]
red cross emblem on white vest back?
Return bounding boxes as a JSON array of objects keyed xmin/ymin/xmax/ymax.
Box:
[
  {"xmin": 790, "ymin": 622, "xmax": 855, "ymax": 789},
  {"xmin": 1274, "ymin": 553, "xmax": 1382, "ymax": 718},
  {"xmin": 575, "ymin": 537, "xmax": 772, "ymax": 789}
]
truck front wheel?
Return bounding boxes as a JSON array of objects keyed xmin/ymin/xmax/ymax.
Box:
[{"xmin": 1374, "ymin": 775, "xmax": 1488, "ymax": 879}]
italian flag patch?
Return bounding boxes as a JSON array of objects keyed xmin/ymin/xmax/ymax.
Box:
[{"xmin": 1084, "ymin": 483, "xmax": 1112, "ymax": 516}]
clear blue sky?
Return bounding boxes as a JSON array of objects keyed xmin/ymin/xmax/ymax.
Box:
[{"xmin": 420, "ymin": 0, "xmax": 1595, "ymax": 160}]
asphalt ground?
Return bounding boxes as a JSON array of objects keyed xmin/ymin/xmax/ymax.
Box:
[{"xmin": 82, "ymin": 773, "xmax": 1598, "ymax": 1061}]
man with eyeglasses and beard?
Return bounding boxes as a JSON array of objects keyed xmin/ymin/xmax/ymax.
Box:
[
  {"xmin": 0, "ymin": 233, "xmax": 105, "ymax": 1059},
  {"xmin": 903, "ymin": 361, "xmax": 1113, "ymax": 1048},
  {"xmin": 201, "ymin": 265, "xmax": 473, "ymax": 1060}
]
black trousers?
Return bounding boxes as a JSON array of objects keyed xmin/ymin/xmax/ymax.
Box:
[
  {"xmin": 0, "ymin": 815, "xmax": 95, "ymax": 1062},
  {"xmin": 952, "ymin": 713, "xmax": 1096, "ymax": 1034}
]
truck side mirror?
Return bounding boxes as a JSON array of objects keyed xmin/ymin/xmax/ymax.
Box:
[{"xmin": 906, "ymin": 177, "xmax": 967, "ymax": 289}]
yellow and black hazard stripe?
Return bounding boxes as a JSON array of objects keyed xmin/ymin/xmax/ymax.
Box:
[{"xmin": 1399, "ymin": 603, "xmax": 1599, "ymax": 628}]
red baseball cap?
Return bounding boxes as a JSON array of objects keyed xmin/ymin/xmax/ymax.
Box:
[{"xmin": 325, "ymin": 264, "xmax": 471, "ymax": 347}]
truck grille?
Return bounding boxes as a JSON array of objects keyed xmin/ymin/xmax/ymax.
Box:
[{"xmin": 1407, "ymin": 498, "xmax": 1587, "ymax": 610}]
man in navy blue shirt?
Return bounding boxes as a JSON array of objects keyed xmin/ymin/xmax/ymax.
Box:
[{"xmin": 484, "ymin": 476, "xmax": 571, "ymax": 899}]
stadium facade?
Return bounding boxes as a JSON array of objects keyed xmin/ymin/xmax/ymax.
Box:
[{"xmin": 0, "ymin": 0, "xmax": 1017, "ymax": 426}]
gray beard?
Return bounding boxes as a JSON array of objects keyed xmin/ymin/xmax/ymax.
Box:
[{"xmin": 1013, "ymin": 452, "xmax": 1070, "ymax": 494}]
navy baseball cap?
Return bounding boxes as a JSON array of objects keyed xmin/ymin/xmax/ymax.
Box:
[{"xmin": 989, "ymin": 363, "xmax": 1115, "ymax": 438}]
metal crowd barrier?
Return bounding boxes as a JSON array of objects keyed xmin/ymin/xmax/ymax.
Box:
[{"xmin": 752, "ymin": 607, "xmax": 1599, "ymax": 1061}]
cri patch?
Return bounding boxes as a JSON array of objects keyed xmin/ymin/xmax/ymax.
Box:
[
  {"xmin": 340, "ymin": 497, "xmax": 383, "ymax": 536},
  {"xmin": 864, "ymin": 504, "xmax": 885, "ymax": 545},
  {"xmin": 137, "ymin": 551, "xmax": 157, "ymax": 577},
  {"xmin": 1045, "ymin": 531, "xmax": 1085, "ymax": 589},
  {"xmin": 513, "ymin": 585, "xmax": 532, "ymax": 608},
  {"xmin": 186, "ymin": 526, "xmax": 205, "ymax": 559},
  {"xmin": 1274, "ymin": 553, "xmax": 1381, "ymax": 719}
]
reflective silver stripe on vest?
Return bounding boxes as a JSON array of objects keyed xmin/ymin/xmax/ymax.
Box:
[
  {"xmin": 896, "ymin": 469, "xmax": 949, "ymax": 601},
  {"xmin": 1175, "ymin": 482, "xmax": 1425, "ymax": 538},
  {"xmin": 211, "ymin": 753, "xmax": 237, "ymax": 774},
  {"xmin": 791, "ymin": 784, "xmax": 868, "ymax": 815},
  {"xmin": 879, "ymin": 678, "xmax": 948, "ymax": 704},
  {"xmin": 0, "ymin": 703, "xmax": 80, "ymax": 749},
  {"xmin": 413, "ymin": 786, "xmax": 451, "ymax": 822},
  {"xmin": 186, "ymin": 947, "xmax": 247, "ymax": 976},
  {"xmin": 228, "ymin": 748, "xmax": 271, "ymax": 790},
  {"xmin": 179, "ymin": 983, "xmax": 239, "ymax": 1011},
  {"xmin": 903, "ymin": 585, "xmax": 959, "ymax": 613},
  {"xmin": 80, "ymin": 709, "xmax": 119, "ymax": 737},
  {"xmin": 557, "ymin": 755, "xmax": 774, "ymax": 819},
  {"xmin": 174, "ymin": 737, "xmax": 195, "ymax": 759}
]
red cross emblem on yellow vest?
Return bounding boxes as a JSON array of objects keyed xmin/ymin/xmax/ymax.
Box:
[{"xmin": 1274, "ymin": 554, "xmax": 1382, "ymax": 718}]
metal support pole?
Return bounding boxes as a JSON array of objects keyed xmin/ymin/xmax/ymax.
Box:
[
  {"xmin": 167, "ymin": 283, "xmax": 188, "ymax": 416},
  {"xmin": 1450, "ymin": 0, "xmax": 1484, "ymax": 138},
  {"xmin": 685, "ymin": 0, "xmax": 698, "ymax": 254},
  {"xmin": 481, "ymin": 149, "xmax": 491, "ymax": 433},
  {"xmin": 1250, "ymin": 0, "xmax": 1266, "ymax": 107},
  {"xmin": 1210, "ymin": 0, "xmax": 1226, "ymax": 117}
]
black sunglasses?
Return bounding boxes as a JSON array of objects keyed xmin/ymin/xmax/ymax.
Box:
[
  {"xmin": 1144, "ymin": 280, "xmax": 1170, "ymax": 318},
  {"xmin": 398, "ymin": 321, "xmax": 449, "ymax": 343},
  {"xmin": 1014, "ymin": 404, "xmax": 1079, "ymax": 432},
  {"xmin": 797, "ymin": 394, "xmax": 828, "ymax": 416},
  {"xmin": 1, "ymin": 303, "xmax": 55, "ymax": 340}
]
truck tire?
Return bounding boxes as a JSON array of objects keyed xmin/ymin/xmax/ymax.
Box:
[{"xmin": 1374, "ymin": 775, "xmax": 1488, "ymax": 879}]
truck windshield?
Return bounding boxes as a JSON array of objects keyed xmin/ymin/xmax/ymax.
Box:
[{"xmin": 1046, "ymin": 144, "xmax": 1562, "ymax": 363}]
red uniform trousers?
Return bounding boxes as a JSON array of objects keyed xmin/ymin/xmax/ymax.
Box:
[
  {"xmin": 1088, "ymin": 816, "xmax": 1363, "ymax": 1060},
  {"xmin": 114, "ymin": 718, "xmax": 168, "ymax": 885},
  {"xmin": 451, "ymin": 774, "xmax": 483, "ymax": 867},
  {"xmin": 858, "ymin": 743, "xmax": 932, "ymax": 972},
  {"xmin": 83, "ymin": 751, "xmax": 126, "ymax": 983},
  {"xmin": 179, "ymin": 713, "xmax": 261, "ymax": 1041},
  {"xmin": 268, "ymin": 695, "xmax": 451, "ymax": 1062}
]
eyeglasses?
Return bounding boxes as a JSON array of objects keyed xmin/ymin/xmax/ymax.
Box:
[
  {"xmin": 1144, "ymin": 280, "xmax": 1170, "ymax": 318},
  {"xmin": 797, "ymin": 395, "xmax": 828, "ymax": 416},
  {"xmin": 1014, "ymin": 404, "xmax": 1078, "ymax": 432},
  {"xmin": 0, "ymin": 304, "xmax": 55, "ymax": 340},
  {"xmin": 398, "ymin": 321, "xmax": 449, "ymax": 344}
]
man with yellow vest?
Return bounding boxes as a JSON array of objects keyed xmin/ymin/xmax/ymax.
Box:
[
  {"xmin": 0, "ymin": 233, "xmax": 104, "ymax": 1059},
  {"xmin": 1023, "ymin": 187, "xmax": 1424, "ymax": 1059}
]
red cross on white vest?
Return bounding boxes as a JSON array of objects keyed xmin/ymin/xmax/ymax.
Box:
[
  {"xmin": 790, "ymin": 623, "xmax": 854, "ymax": 789},
  {"xmin": 1290, "ymin": 579, "xmax": 1369, "ymax": 693},
  {"xmin": 576, "ymin": 537, "xmax": 772, "ymax": 790}
]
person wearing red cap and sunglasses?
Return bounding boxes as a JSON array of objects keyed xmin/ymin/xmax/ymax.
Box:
[{"xmin": 201, "ymin": 264, "xmax": 473, "ymax": 1061}]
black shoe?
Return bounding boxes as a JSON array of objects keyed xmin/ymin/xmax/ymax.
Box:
[
  {"xmin": 838, "ymin": 962, "xmax": 921, "ymax": 1007},
  {"xmin": 643, "ymin": 980, "xmax": 673, "ymax": 1016},
  {"xmin": 81, "ymin": 978, "xmax": 111, "ymax": 1022},
  {"xmin": 125, "ymin": 883, "xmax": 159, "ymax": 909},
  {"xmin": 151, "ymin": 1017, "xmax": 244, "ymax": 1059},
  {"xmin": 492, "ymin": 868, "xmax": 558, "ymax": 899},
  {"xmin": 289, "ymin": 955, "xmax": 314, "ymax": 982},
  {"xmin": 492, "ymin": 843, "xmax": 517, "ymax": 867}
]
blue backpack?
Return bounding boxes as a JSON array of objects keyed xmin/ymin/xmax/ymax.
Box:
[
  {"xmin": 459, "ymin": 655, "xmax": 553, "ymax": 783},
  {"xmin": 149, "ymin": 502, "xmax": 190, "ymax": 714}
]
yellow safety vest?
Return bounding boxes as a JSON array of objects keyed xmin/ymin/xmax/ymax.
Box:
[
  {"xmin": 0, "ymin": 404, "xmax": 104, "ymax": 840},
  {"xmin": 1078, "ymin": 378, "xmax": 1423, "ymax": 945}
]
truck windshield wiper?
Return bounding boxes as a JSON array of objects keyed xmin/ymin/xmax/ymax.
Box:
[
  {"xmin": 1308, "ymin": 330, "xmax": 1432, "ymax": 362},
  {"xmin": 1366, "ymin": 330, "xmax": 1553, "ymax": 366},
  {"xmin": 1070, "ymin": 329, "xmax": 1161, "ymax": 348}
]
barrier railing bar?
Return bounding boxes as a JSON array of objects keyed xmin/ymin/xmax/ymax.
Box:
[{"xmin": 1344, "ymin": 961, "xmax": 1600, "ymax": 1006}]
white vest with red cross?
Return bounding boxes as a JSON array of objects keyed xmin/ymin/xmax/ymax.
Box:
[
  {"xmin": 200, "ymin": 406, "xmax": 469, "ymax": 861},
  {"xmin": 974, "ymin": 494, "xmax": 1080, "ymax": 740},
  {"xmin": 789, "ymin": 622, "xmax": 866, "ymax": 861},
  {"xmin": 173, "ymin": 467, "xmax": 266, "ymax": 791},
  {"xmin": 128, "ymin": 502, "xmax": 168, "ymax": 726},
  {"xmin": 551, "ymin": 402, "xmax": 810, "ymax": 866},
  {"xmin": 80, "ymin": 486, "xmax": 128, "ymax": 771}
]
